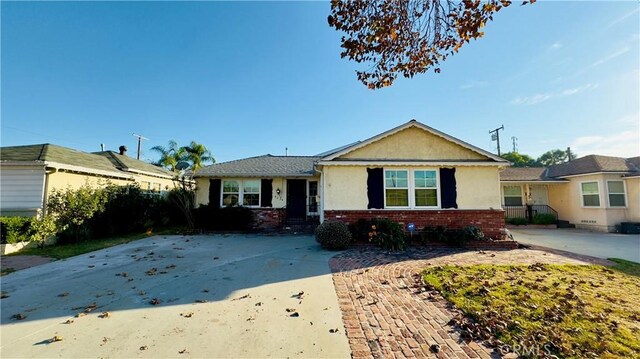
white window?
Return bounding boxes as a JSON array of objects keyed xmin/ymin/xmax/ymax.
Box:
[
  {"xmin": 607, "ymin": 181, "xmax": 626, "ymax": 207},
  {"xmin": 384, "ymin": 169, "xmax": 440, "ymax": 209},
  {"xmin": 581, "ymin": 181, "xmax": 600, "ymax": 207},
  {"xmin": 503, "ymin": 186, "xmax": 523, "ymax": 206},
  {"xmin": 414, "ymin": 170, "xmax": 438, "ymax": 207},
  {"xmin": 385, "ymin": 170, "xmax": 409, "ymax": 207},
  {"xmin": 242, "ymin": 180, "xmax": 260, "ymax": 207},
  {"xmin": 222, "ymin": 180, "xmax": 260, "ymax": 207}
]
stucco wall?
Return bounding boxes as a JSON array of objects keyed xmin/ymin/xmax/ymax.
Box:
[
  {"xmin": 46, "ymin": 171, "xmax": 175, "ymax": 198},
  {"xmin": 625, "ymin": 177, "xmax": 640, "ymax": 222},
  {"xmin": 547, "ymin": 173, "xmax": 636, "ymax": 232},
  {"xmin": 455, "ymin": 167, "xmax": 502, "ymax": 209},
  {"xmin": 322, "ymin": 166, "xmax": 369, "ymax": 210},
  {"xmin": 322, "ymin": 165, "xmax": 501, "ymax": 211},
  {"xmin": 340, "ymin": 127, "xmax": 486, "ymax": 160}
]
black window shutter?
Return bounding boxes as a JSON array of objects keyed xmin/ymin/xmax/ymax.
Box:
[
  {"xmin": 367, "ymin": 168, "xmax": 384, "ymax": 209},
  {"xmin": 440, "ymin": 168, "xmax": 458, "ymax": 209},
  {"xmin": 209, "ymin": 179, "xmax": 221, "ymax": 208},
  {"xmin": 261, "ymin": 179, "xmax": 273, "ymax": 207}
]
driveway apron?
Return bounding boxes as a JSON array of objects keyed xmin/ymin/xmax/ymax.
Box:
[{"xmin": 0, "ymin": 234, "xmax": 350, "ymax": 358}]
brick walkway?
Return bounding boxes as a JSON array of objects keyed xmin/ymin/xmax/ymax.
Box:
[{"xmin": 329, "ymin": 247, "xmax": 602, "ymax": 359}]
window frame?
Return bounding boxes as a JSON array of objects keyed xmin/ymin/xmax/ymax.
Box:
[
  {"xmin": 606, "ymin": 180, "xmax": 627, "ymax": 208},
  {"xmin": 220, "ymin": 179, "xmax": 261, "ymax": 208},
  {"xmin": 383, "ymin": 168, "xmax": 441, "ymax": 209},
  {"xmin": 580, "ymin": 181, "xmax": 601, "ymax": 208},
  {"xmin": 503, "ymin": 185, "xmax": 524, "ymax": 206}
]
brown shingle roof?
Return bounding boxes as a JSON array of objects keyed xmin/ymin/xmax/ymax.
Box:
[
  {"xmin": 500, "ymin": 167, "xmax": 557, "ymax": 181},
  {"xmin": 547, "ymin": 155, "xmax": 640, "ymax": 178},
  {"xmin": 195, "ymin": 155, "xmax": 319, "ymax": 178}
]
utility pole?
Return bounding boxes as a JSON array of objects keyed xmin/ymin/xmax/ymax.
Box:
[
  {"xmin": 511, "ymin": 136, "xmax": 518, "ymax": 153},
  {"xmin": 489, "ymin": 125, "xmax": 504, "ymax": 156},
  {"xmin": 132, "ymin": 133, "xmax": 149, "ymax": 160}
]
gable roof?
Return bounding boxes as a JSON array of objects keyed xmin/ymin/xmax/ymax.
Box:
[
  {"xmin": 195, "ymin": 155, "xmax": 319, "ymax": 178},
  {"xmin": 546, "ymin": 155, "xmax": 640, "ymax": 178},
  {"xmin": 0, "ymin": 144, "xmax": 173, "ymax": 179},
  {"xmin": 320, "ymin": 120, "xmax": 508, "ymax": 163}
]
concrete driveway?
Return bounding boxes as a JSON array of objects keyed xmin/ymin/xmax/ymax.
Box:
[
  {"xmin": 1, "ymin": 234, "xmax": 350, "ymax": 358},
  {"xmin": 510, "ymin": 228, "xmax": 640, "ymax": 262}
]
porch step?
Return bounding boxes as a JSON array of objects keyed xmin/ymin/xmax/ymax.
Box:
[{"xmin": 557, "ymin": 220, "xmax": 575, "ymax": 229}]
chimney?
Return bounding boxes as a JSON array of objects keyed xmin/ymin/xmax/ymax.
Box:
[
  {"xmin": 119, "ymin": 145, "xmax": 128, "ymax": 156},
  {"xmin": 567, "ymin": 147, "xmax": 572, "ymax": 161}
]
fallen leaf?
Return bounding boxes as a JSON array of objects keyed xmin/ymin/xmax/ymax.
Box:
[
  {"xmin": 75, "ymin": 313, "xmax": 86, "ymax": 318},
  {"xmin": 178, "ymin": 349, "xmax": 188, "ymax": 354},
  {"xmin": 202, "ymin": 289, "xmax": 209, "ymax": 293},
  {"xmin": 180, "ymin": 312, "xmax": 194, "ymax": 318},
  {"xmin": 255, "ymin": 302, "xmax": 263, "ymax": 306},
  {"xmin": 149, "ymin": 298, "xmax": 161, "ymax": 305},
  {"xmin": 289, "ymin": 312, "xmax": 300, "ymax": 317},
  {"xmin": 58, "ymin": 292, "xmax": 69, "ymax": 297},
  {"xmin": 146, "ymin": 268, "xmax": 158, "ymax": 276},
  {"xmin": 99, "ymin": 312, "xmax": 111, "ymax": 318},
  {"xmin": 213, "ymin": 256, "xmax": 219, "ymax": 260},
  {"xmin": 195, "ymin": 299, "xmax": 208, "ymax": 303},
  {"xmin": 64, "ymin": 319, "xmax": 74, "ymax": 324},
  {"xmin": 49, "ymin": 335, "xmax": 64, "ymax": 343},
  {"xmin": 11, "ymin": 313, "xmax": 26, "ymax": 320},
  {"xmin": 140, "ymin": 345, "xmax": 148, "ymax": 351},
  {"xmin": 329, "ymin": 328, "xmax": 339, "ymax": 333},
  {"xmin": 232, "ymin": 294, "xmax": 250, "ymax": 301},
  {"xmin": 286, "ymin": 308, "xmax": 296, "ymax": 312}
]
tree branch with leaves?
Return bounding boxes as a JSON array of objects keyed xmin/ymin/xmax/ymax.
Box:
[{"xmin": 328, "ymin": 0, "xmax": 534, "ymax": 89}]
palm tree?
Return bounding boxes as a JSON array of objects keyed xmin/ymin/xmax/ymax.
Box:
[
  {"xmin": 150, "ymin": 140, "xmax": 186, "ymax": 172},
  {"xmin": 182, "ymin": 141, "xmax": 215, "ymax": 172}
]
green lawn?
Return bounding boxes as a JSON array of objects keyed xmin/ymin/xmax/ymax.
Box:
[
  {"xmin": 6, "ymin": 227, "xmax": 183, "ymax": 260},
  {"xmin": 423, "ymin": 260, "xmax": 640, "ymax": 358}
]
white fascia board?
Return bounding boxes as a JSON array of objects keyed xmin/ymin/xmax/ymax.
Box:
[
  {"xmin": 317, "ymin": 160, "xmax": 506, "ymax": 167},
  {"xmin": 555, "ymin": 172, "xmax": 629, "ymax": 179}
]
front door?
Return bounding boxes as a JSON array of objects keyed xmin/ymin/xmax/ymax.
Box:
[
  {"xmin": 529, "ymin": 185, "xmax": 548, "ymax": 205},
  {"xmin": 286, "ymin": 179, "xmax": 307, "ymax": 221}
]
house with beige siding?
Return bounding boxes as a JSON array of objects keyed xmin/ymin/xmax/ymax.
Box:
[
  {"xmin": 195, "ymin": 120, "xmax": 510, "ymax": 237},
  {"xmin": 0, "ymin": 144, "xmax": 176, "ymax": 216},
  {"xmin": 500, "ymin": 155, "xmax": 640, "ymax": 232}
]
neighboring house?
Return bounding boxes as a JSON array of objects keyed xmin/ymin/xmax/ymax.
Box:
[
  {"xmin": 500, "ymin": 155, "xmax": 640, "ymax": 232},
  {"xmin": 0, "ymin": 144, "xmax": 176, "ymax": 216},
  {"xmin": 195, "ymin": 120, "xmax": 510, "ymax": 237}
]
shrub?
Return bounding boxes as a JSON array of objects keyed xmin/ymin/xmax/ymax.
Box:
[
  {"xmin": 506, "ymin": 217, "xmax": 528, "ymax": 225},
  {"xmin": 441, "ymin": 228, "xmax": 465, "ymax": 247},
  {"xmin": 194, "ymin": 205, "xmax": 254, "ymax": 231},
  {"xmin": 421, "ymin": 225, "xmax": 446, "ymax": 242},
  {"xmin": 0, "ymin": 217, "xmax": 33, "ymax": 244},
  {"xmin": 459, "ymin": 225, "xmax": 485, "ymax": 241},
  {"xmin": 533, "ymin": 213, "xmax": 557, "ymax": 225},
  {"xmin": 315, "ymin": 221, "xmax": 352, "ymax": 250},
  {"xmin": 47, "ymin": 184, "xmax": 109, "ymax": 242},
  {"xmin": 369, "ymin": 218, "xmax": 407, "ymax": 251},
  {"xmin": 348, "ymin": 218, "xmax": 374, "ymax": 242},
  {"xmin": 29, "ymin": 215, "xmax": 57, "ymax": 246}
]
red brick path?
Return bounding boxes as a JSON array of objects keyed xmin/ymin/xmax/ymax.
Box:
[{"xmin": 329, "ymin": 247, "xmax": 594, "ymax": 359}]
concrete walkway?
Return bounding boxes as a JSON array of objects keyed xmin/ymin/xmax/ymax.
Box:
[
  {"xmin": 510, "ymin": 228, "xmax": 640, "ymax": 262},
  {"xmin": 1, "ymin": 255, "xmax": 55, "ymax": 271},
  {"xmin": 1, "ymin": 234, "xmax": 350, "ymax": 358}
]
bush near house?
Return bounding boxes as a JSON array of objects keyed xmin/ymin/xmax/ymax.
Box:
[
  {"xmin": 0, "ymin": 217, "xmax": 33, "ymax": 244},
  {"xmin": 421, "ymin": 225, "xmax": 486, "ymax": 247},
  {"xmin": 315, "ymin": 220, "xmax": 352, "ymax": 250},
  {"xmin": 349, "ymin": 218, "xmax": 407, "ymax": 251},
  {"xmin": 532, "ymin": 213, "xmax": 557, "ymax": 225},
  {"xmin": 193, "ymin": 205, "xmax": 254, "ymax": 231},
  {"xmin": 506, "ymin": 217, "xmax": 528, "ymax": 225}
]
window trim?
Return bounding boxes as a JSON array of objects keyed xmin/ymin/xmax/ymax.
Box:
[
  {"xmin": 580, "ymin": 180, "xmax": 601, "ymax": 208},
  {"xmin": 383, "ymin": 168, "xmax": 441, "ymax": 209},
  {"xmin": 220, "ymin": 179, "xmax": 261, "ymax": 208},
  {"xmin": 606, "ymin": 180, "xmax": 627, "ymax": 208},
  {"xmin": 503, "ymin": 185, "xmax": 524, "ymax": 206}
]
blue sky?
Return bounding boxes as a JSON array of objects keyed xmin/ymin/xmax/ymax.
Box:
[{"xmin": 2, "ymin": 1, "xmax": 638, "ymax": 163}]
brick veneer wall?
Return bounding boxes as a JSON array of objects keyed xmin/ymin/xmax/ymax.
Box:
[
  {"xmin": 252, "ymin": 208, "xmax": 286, "ymax": 231},
  {"xmin": 323, "ymin": 209, "xmax": 506, "ymax": 239}
]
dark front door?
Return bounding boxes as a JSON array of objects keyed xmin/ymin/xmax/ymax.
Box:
[{"xmin": 286, "ymin": 179, "xmax": 307, "ymax": 221}]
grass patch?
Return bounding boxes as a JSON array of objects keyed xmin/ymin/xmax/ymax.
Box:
[
  {"xmin": 7, "ymin": 227, "xmax": 183, "ymax": 260},
  {"xmin": 423, "ymin": 263, "xmax": 640, "ymax": 358},
  {"xmin": 609, "ymin": 258, "xmax": 640, "ymax": 277}
]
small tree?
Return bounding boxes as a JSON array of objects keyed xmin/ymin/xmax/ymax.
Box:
[
  {"xmin": 501, "ymin": 152, "xmax": 539, "ymax": 167},
  {"xmin": 182, "ymin": 141, "xmax": 215, "ymax": 172},
  {"xmin": 537, "ymin": 148, "xmax": 577, "ymax": 166},
  {"xmin": 150, "ymin": 140, "xmax": 187, "ymax": 173}
]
